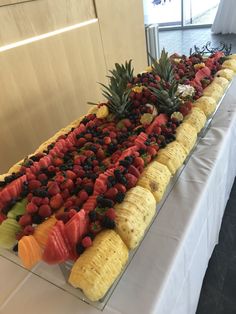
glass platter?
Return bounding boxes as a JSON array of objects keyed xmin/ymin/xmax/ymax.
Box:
[{"xmin": 0, "ymin": 80, "xmax": 232, "ymax": 311}]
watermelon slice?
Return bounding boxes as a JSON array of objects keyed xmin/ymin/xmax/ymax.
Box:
[
  {"xmin": 0, "ymin": 175, "xmax": 27, "ymax": 208},
  {"xmin": 42, "ymin": 221, "xmax": 70, "ymax": 264},
  {"xmin": 83, "ymin": 196, "xmax": 97, "ymax": 212},
  {"xmin": 117, "ymin": 146, "xmax": 139, "ymax": 163},
  {"xmin": 93, "ymin": 174, "xmax": 108, "ymax": 195},
  {"xmin": 146, "ymin": 114, "xmax": 168, "ymax": 134},
  {"xmin": 65, "ymin": 210, "xmax": 89, "ymax": 259},
  {"xmin": 195, "ymin": 66, "xmax": 211, "ymax": 82}
]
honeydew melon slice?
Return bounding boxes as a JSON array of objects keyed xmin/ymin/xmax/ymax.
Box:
[
  {"xmin": 0, "ymin": 218, "xmax": 22, "ymax": 249},
  {"xmin": 7, "ymin": 199, "xmax": 27, "ymax": 219}
]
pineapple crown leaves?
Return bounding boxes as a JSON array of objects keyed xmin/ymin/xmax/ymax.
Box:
[
  {"xmin": 108, "ymin": 60, "xmax": 134, "ymax": 85},
  {"xmin": 148, "ymin": 82, "xmax": 180, "ymax": 115},
  {"xmin": 99, "ymin": 60, "xmax": 134, "ymax": 117},
  {"xmin": 149, "ymin": 49, "xmax": 175, "ymax": 83}
]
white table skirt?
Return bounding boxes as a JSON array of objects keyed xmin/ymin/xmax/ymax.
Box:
[{"xmin": 1, "ymin": 80, "xmax": 236, "ymax": 314}]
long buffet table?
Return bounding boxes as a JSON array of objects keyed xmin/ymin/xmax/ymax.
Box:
[{"xmin": 1, "ymin": 79, "xmax": 236, "ymax": 314}]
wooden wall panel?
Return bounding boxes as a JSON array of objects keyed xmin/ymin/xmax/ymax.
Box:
[
  {"xmin": 95, "ymin": 0, "xmax": 147, "ymax": 73},
  {"xmin": 0, "ymin": 0, "xmax": 96, "ymax": 45},
  {"xmin": 0, "ymin": 22, "xmax": 107, "ymax": 173}
]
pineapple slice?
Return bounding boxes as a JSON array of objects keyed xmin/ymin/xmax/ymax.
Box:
[
  {"xmin": 194, "ymin": 96, "xmax": 216, "ymax": 117},
  {"xmin": 69, "ymin": 230, "xmax": 128, "ymax": 301},
  {"xmin": 115, "ymin": 186, "xmax": 156, "ymax": 249},
  {"xmin": 175, "ymin": 122, "xmax": 197, "ymax": 154},
  {"xmin": 137, "ymin": 161, "xmax": 171, "ymax": 203}
]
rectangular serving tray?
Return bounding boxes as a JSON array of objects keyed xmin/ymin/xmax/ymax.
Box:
[{"xmin": 0, "ymin": 79, "xmax": 233, "ymax": 311}]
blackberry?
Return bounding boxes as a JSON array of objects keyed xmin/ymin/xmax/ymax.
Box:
[
  {"xmin": 47, "ymin": 143, "xmax": 54, "ymax": 150},
  {"xmin": 101, "ymin": 216, "xmax": 116, "ymax": 229},
  {"xmin": 16, "ymin": 215, "xmax": 22, "ymax": 222},
  {"xmin": 72, "ymin": 186, "xmax": 81, "ymax": 195},
  {"xmin": 117, "ymin": 174, "xmax": 127, "ymax": 185},
  {"xmin": 76, "ymin": 243, "xmax": 85, "ymax": 255},
  {"xmin": 125, "ymin": 156, "xmax": 134, "ymax": 163},
  {"xmin": 33, "ymin": 189, "xmax": 48, "ymax": 198},
  {"xmin": 89, "ymin": 145, "xmax": 97, "ymax": 153},
  {"xmin": 119, "ymin": 160, "xmax": 130, "ymax": 167},
  {"xmin": 0, "ymin": 181, "xmax": 6, "ymax": 187},
  {"xmin": 88, "ymin": 210, "xmax": 97, "ymax": 222},
  {"xmin": 84, "ymin": 185, "xmax": 93, "ymax": 195},
  {"xmin": 13, "ymin": 243, "xmax": 18, "ymax": 252},
  {"xmin": 139, "ymin": 148, "xmax": 146, "ymax": 155},
  {"xmin": 30, "ymin": 155, "xmax": 40, "ymax": 162},
  {"xmin": 115, "ymin": 192, "xmax": 125, "ymax": 203},
  {"xmin": 84, "ymin": 232, "xmax": 95, "ymax": 240},
  {"xmin": 32, "ymin": 214, "xmax": 44, "ymax": 224},
  {"xmin": 97, "ymin": 197, "xmax": 114, "ymax": 208}
]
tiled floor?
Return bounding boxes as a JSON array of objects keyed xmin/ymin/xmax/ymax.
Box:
[
  {"xmin": 158, "ymin": 27, "xmax": 236, "ymax": 314},
  {"xmin": 159, "ymin": 27, "xmax": 236, "ymax": 56},
  {"xmin": 196, "ymin": 179, "xmax": 236, "ymax": 314}
]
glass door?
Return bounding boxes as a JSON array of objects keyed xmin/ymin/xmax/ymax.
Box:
[
  {"xmin": 143, "ymin": 0, "xmax": 181, "ymax": 27},
  {"xmin": 183, "ymin": 0, "xmax": 220, "ymax": 26},
  {"xmin": 143, "ymin": 0, "xmax": 220, "ymax": 28}
]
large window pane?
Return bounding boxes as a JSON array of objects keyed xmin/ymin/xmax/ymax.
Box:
[
  {"xmin": 184, "ymin": 0, "xmax": 220, "ymax": 26},
  {"xmin": 143, "ymin": 0, "xmax": 181, "ymax": 27}
]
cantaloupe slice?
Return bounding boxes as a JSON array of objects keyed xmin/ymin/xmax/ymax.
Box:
[
  {"xmin": 18, "ymin": 235, "xmax": 42, "ymax": 269},
  {"xmin": 33, "ymin": 216, "xmax": 57, "ymax": 249}
]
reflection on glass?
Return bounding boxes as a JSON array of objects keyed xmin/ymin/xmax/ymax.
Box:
[
  {"xmin": 184, "ymin": 0, "xmax": 220, "ymax": 26},
  {"xmin": 143, "ymin": 0, "xmax": 181, "ymax": 26}
]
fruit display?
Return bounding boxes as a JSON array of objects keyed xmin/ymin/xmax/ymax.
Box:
[{"xmin": 0, "ymin": 48, "xmax": 235, "ymax": 303}]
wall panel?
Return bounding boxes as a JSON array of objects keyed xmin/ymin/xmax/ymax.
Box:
[
  {"xmin": 0, "ymin": 0, "xmax": 96, "ymax": 45},
  {"xmin": 95, "ymin": 0, "xmax": 147, "ymax": 73},
  {"xmin": 0, "ymin": 21, "xmax": 107, "ymax": 173}
]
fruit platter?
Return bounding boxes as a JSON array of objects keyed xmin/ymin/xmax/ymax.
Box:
[{"xmin": 0, "ymin": 47, "xmax": 236, "ymax": 309}]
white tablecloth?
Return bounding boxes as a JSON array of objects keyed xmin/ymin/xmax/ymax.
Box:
[{"xmin": 1, "ymin": 80, "xmax": 236, "ymax": 314}]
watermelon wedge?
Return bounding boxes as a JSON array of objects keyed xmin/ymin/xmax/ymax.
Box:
[
  {"xmin": 146, "ymin": 114, "xmax": 168, "ymax": 134},
  {"xmin": 65, "ymin": 210, "xmax": 89, "ymax": 259},
  {"xmin": 42, "ymin": 221, "xmax": 70, "ymax": 264}
]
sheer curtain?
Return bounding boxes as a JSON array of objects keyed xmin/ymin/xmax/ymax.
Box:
[{"xmin": 212, "ymin": 0, "xmax": 236, "ymax": 34}]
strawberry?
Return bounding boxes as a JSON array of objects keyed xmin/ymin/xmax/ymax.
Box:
[
  {"xmin": 19, "ymin": 214, "xmax": 32, "ymax": 226},
  {"xmin": 23, "ymin": 225, "xmax": 35, "ymax": 236},
  {"xmin": 53, "ymin": 157, "xmax": 63, "ymax": 167},
  {"xmin": 133, "ymin": 156, "xmax": 144, "ymax": 168},
  {"xmin": 26, "ymin": 202, "xmax": 39, "ymax": 214},
  {"xmin": 28, "ymin": 180, "xmax": 41, "ymax": 191},
  {"xmin": 78, "ymin": 190, "xmax": 89, "ymax": 202},
  {"xmin": 125, "ymin": 173, "xmax": 138, "ymax": 189},
  {"xmin": 89, "ymin": 220, "xmax": 102, "ymax": 234},
  {"xmin": 128, "ymin": 165, "xmax": 140, "ymax": 178},
  {"xmin": 179, "ymin": 106, "xmax": 189, "ymax": 116},
  {"xmin": 77, "ymin": 138, "xmax": 87, "ymax": 147},
  {"xmin": 37, "ymin": 173, "xmax": 48, "ymax": 182},
  {"xmin": 68, "ymin": 209, "xmax": 77, "ymax": 219},
  {"xmin": 50, "ymin": 194, "xmax": 63, "ymax": 210},
  {"xmin": 82, "ymin": 236, "xmax": 93, "ymax": 248},
  {"xmin": 104, "ymin": 187, "xmax": 118, "ymax": 200},
  {"xmin": 55, "ymin": 212, "xmax": 70, "ymax": 224},
  {"xmin": 48, "ymin": 182, "xmax": 60, "ymax": 196},
  {"xmin": 105, "ymin": 208, "xmax": 116, "ymax": 220},
  {"xmin": 39, "ymin": 204, "xmax": 52, "ymax": 218},
  {"xmin": 66, "ymin": 170, "xmax": 77, "ymax": 180},
  {"xmin": 147, "ymin": 146, "xmax": 157, "ymax": 157},
  {"xmin": 26, "ymin": 172, "xmax": 36, "ymax": 181},
  {"xmin": 114, "ymin": 183, "xmax": 126, "ymax": 193},
  {"xmin": 60, "ymin": 179, "xmax": 74, "ymax": 191},
  {"xmin": 104, "ymin": 136, "xmax": 111, "ymax": 144},
  {"xmin": 42, "ymin": 197, "xmax": 49, "ymax": 205}
]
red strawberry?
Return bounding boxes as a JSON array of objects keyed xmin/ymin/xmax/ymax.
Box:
[
  {"xmin": 133, "ymin": 157, "xmax": 144, "ymax": 168},
  {"xmin": 125, "ymin": 173, "xmax": 138, "ymax": 189},
  {"xmin": 104, "ymin": 187, "xmax": 118, "ymax": 200},
  {"xmin": 19, "ymin": 214, "xmax": 32, "ymax": 226},
  {"xmin": 128, "ymin": 165, "xmax": 140, "ymax": 178},
  {"xmin": 89, "ymin": 220, "xmax": 102, "ymax": 234},
  {"xmin": 39, "ymin": 204, "xmax": 52, "ymax": 218},
  {"xmin": 179, "ymin": 106, "xmax": 189, "ymax": 116},
  {"xmin": 77, "ymin": 138, "xmax": 86, "ymax": 147},
  {"xmin": 82, "ymin": 236, "xmax": 93, "ymax": 248},
  {"xmin": 66, "ymin": 170, "xmax": 77, "ymax": 180},
  {"xmin": 114, "ymin": 183, "xmax": 126, "ymax": 193},
  {"xmin": 78, "ymin": 190, "xmax": 89, "ymax": 202},
  {"xmin": 104, "ymin": 136, "xmax": 111, "ymax": 144},
  {"xmin": 28, "ymin": 180, "xmax": 41, "ymax": 191},
  {"xmin": 50, "ymin": 194, "xmax": 63, "ymax": 210},
  {"xmin": 105, "ymin": 208, "xmax": 116, "ymax": 220},
  {"xmin": 60, "ymin": 179, "xmax": 74, "ymax": 191},
  {"xmin": 42, "ymin": 197, "xmax": 49, "ymax": 205},
  {"xmin": 48, "ymin": 182, "xmax": 60, "ymax": 196},
  {"xmin": 55, "ymin": 212, "xmax": 70, "ymax": 224},
  {"xmin": 26, "ymin": 202, "xmax": 38, "ymax": 214},
  {"xmin": 53, "ymin": 157, "xmax": 63, "ymax": 167},
  {"xmin": 147, "ymin": 146, "xmax": 157, "ymax": 157},
  {"xmin": 23, "ymin": 225, "xmax": 35, "ymax": 236},
  {"xmin": 37, "ymin": 173, "xmax": 48, "ymax": 182}
]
